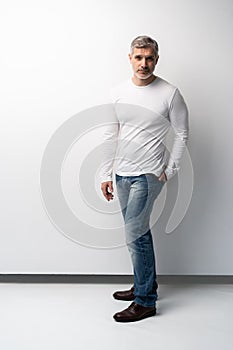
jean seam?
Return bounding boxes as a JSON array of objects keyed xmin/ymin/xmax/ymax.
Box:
[{"xmin": 141, "ymin": 233, "xmax": 154, "ymax": 306}]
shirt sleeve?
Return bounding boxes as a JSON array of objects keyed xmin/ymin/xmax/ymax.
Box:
[
  {"xmin": 99, "ymin": 103, "xmax": 120, "ymax": 183},
  {"xmin": 164, "ymin": 88, "xmax": 189, "ymax": 181}
]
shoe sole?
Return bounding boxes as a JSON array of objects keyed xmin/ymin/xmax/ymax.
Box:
[
  {"xmin": 113, "ymin": 294, "xmax": 134, "ymax": 301},
  {"xmin": 113, "ymin": 294, "xmax": 158, "ymax": 301}
]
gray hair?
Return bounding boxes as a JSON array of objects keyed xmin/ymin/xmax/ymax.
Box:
[{"xmin": 130, "ymin": 35, "xmax": 159, "ymax": 57}]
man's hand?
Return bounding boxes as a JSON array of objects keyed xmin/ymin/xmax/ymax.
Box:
[
  {"xmin": 101, "ymin": 181, "xmax": 114, "ymax": 201},
  {"xmin": 158, "ymin": 171, "xmax": 167, "ymax": 182}
]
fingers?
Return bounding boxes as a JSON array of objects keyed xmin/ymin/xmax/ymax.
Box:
[
  {"xmin": 101, "ymin": 181, "xmax": 114, "ymax": 201},
  {"xmin": 158, "ymin": 171, "xmax": 167, "ymax": 182},
  {"xmin": 108, "ymin": 182, "xmax": 113, "ymax": 193}
]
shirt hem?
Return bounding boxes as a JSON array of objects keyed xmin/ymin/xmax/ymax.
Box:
[{"xmin": 115, "ymin": 170, "xmax": 161, "ymax": 177}]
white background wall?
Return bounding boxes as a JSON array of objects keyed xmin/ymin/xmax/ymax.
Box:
[{"xmin": 0, "ymin": 0, "xmax": 232, "ymax": 274}]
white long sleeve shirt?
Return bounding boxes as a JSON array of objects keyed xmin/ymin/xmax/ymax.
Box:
[{"xmin": 100, "ymin": 76, "xmax": 189, "ymax": 182}]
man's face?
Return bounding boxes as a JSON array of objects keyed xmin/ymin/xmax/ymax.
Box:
[{"xmin": 129, "ymin": 47, "xmax": 159, "ymax": 80}]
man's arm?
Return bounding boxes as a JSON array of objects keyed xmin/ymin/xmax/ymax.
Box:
[
  {"xmin": 100, "ymin": 105, "xmax": 119, "ymax": 200},
  {"xmin": 164, "ymin": 88, "xmax": 189, "ymax": 181}
]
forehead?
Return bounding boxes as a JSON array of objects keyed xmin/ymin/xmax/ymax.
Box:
[{"xmin": 132, "ymin": 47, "xmax": 155, "ymax": 56}]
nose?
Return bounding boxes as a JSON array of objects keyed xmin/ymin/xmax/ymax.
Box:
[{"xmin": 141, "ymin": 58, "xmax": 148, "ymax": 68}]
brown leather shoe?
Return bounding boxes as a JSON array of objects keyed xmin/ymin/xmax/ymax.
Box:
[
  {"xmin": 113, "ymin": 286, "xmax": 134, "ymax": 301},
  {"xmin": 113, "ymin": 302, "xmax": 156, "ymax": 322}
]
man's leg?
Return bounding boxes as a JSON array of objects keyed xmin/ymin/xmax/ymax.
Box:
[
  {"xmin": 127, "ymin": 229, "xmax": 158, "ymax": 307},
  {"xmin": 114, "ymin": 173, "xmax": 164, "ymax": 321},
  {"xmin": 112, "ymin": 175, "xmax": 134, "ymax": 301}
]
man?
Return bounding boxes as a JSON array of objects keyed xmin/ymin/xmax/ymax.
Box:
[{"xmin": 100, "ymin": 35, "xmax": 189, "ymax": 322}]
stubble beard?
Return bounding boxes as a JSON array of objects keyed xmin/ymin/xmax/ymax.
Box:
[{"xmin": 135, "ymin": 70, "xmax": 153, "ymax": 80}]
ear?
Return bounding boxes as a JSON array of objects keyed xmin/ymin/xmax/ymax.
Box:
[
  {"xmin": 128, "ymin": 53, "xmax": 132, "ymax": 63},
  {"xmin": 155, "ymin": 55, "xmax": 159, "ymax": 65}
]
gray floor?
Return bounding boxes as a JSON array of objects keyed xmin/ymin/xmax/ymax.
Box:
[{"xmin": 1, "ymin": 283, "xmax": 233, "ymax": 350}]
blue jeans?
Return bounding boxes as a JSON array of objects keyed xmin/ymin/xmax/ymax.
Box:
[{"xmin": 116, "ymin": 173, "xmax": 165, "ymax": 307}]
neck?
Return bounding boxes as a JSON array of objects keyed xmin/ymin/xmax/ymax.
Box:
[{"xmin": 132, "ymin": 74, "xmax": 156, "ymax": 86}]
